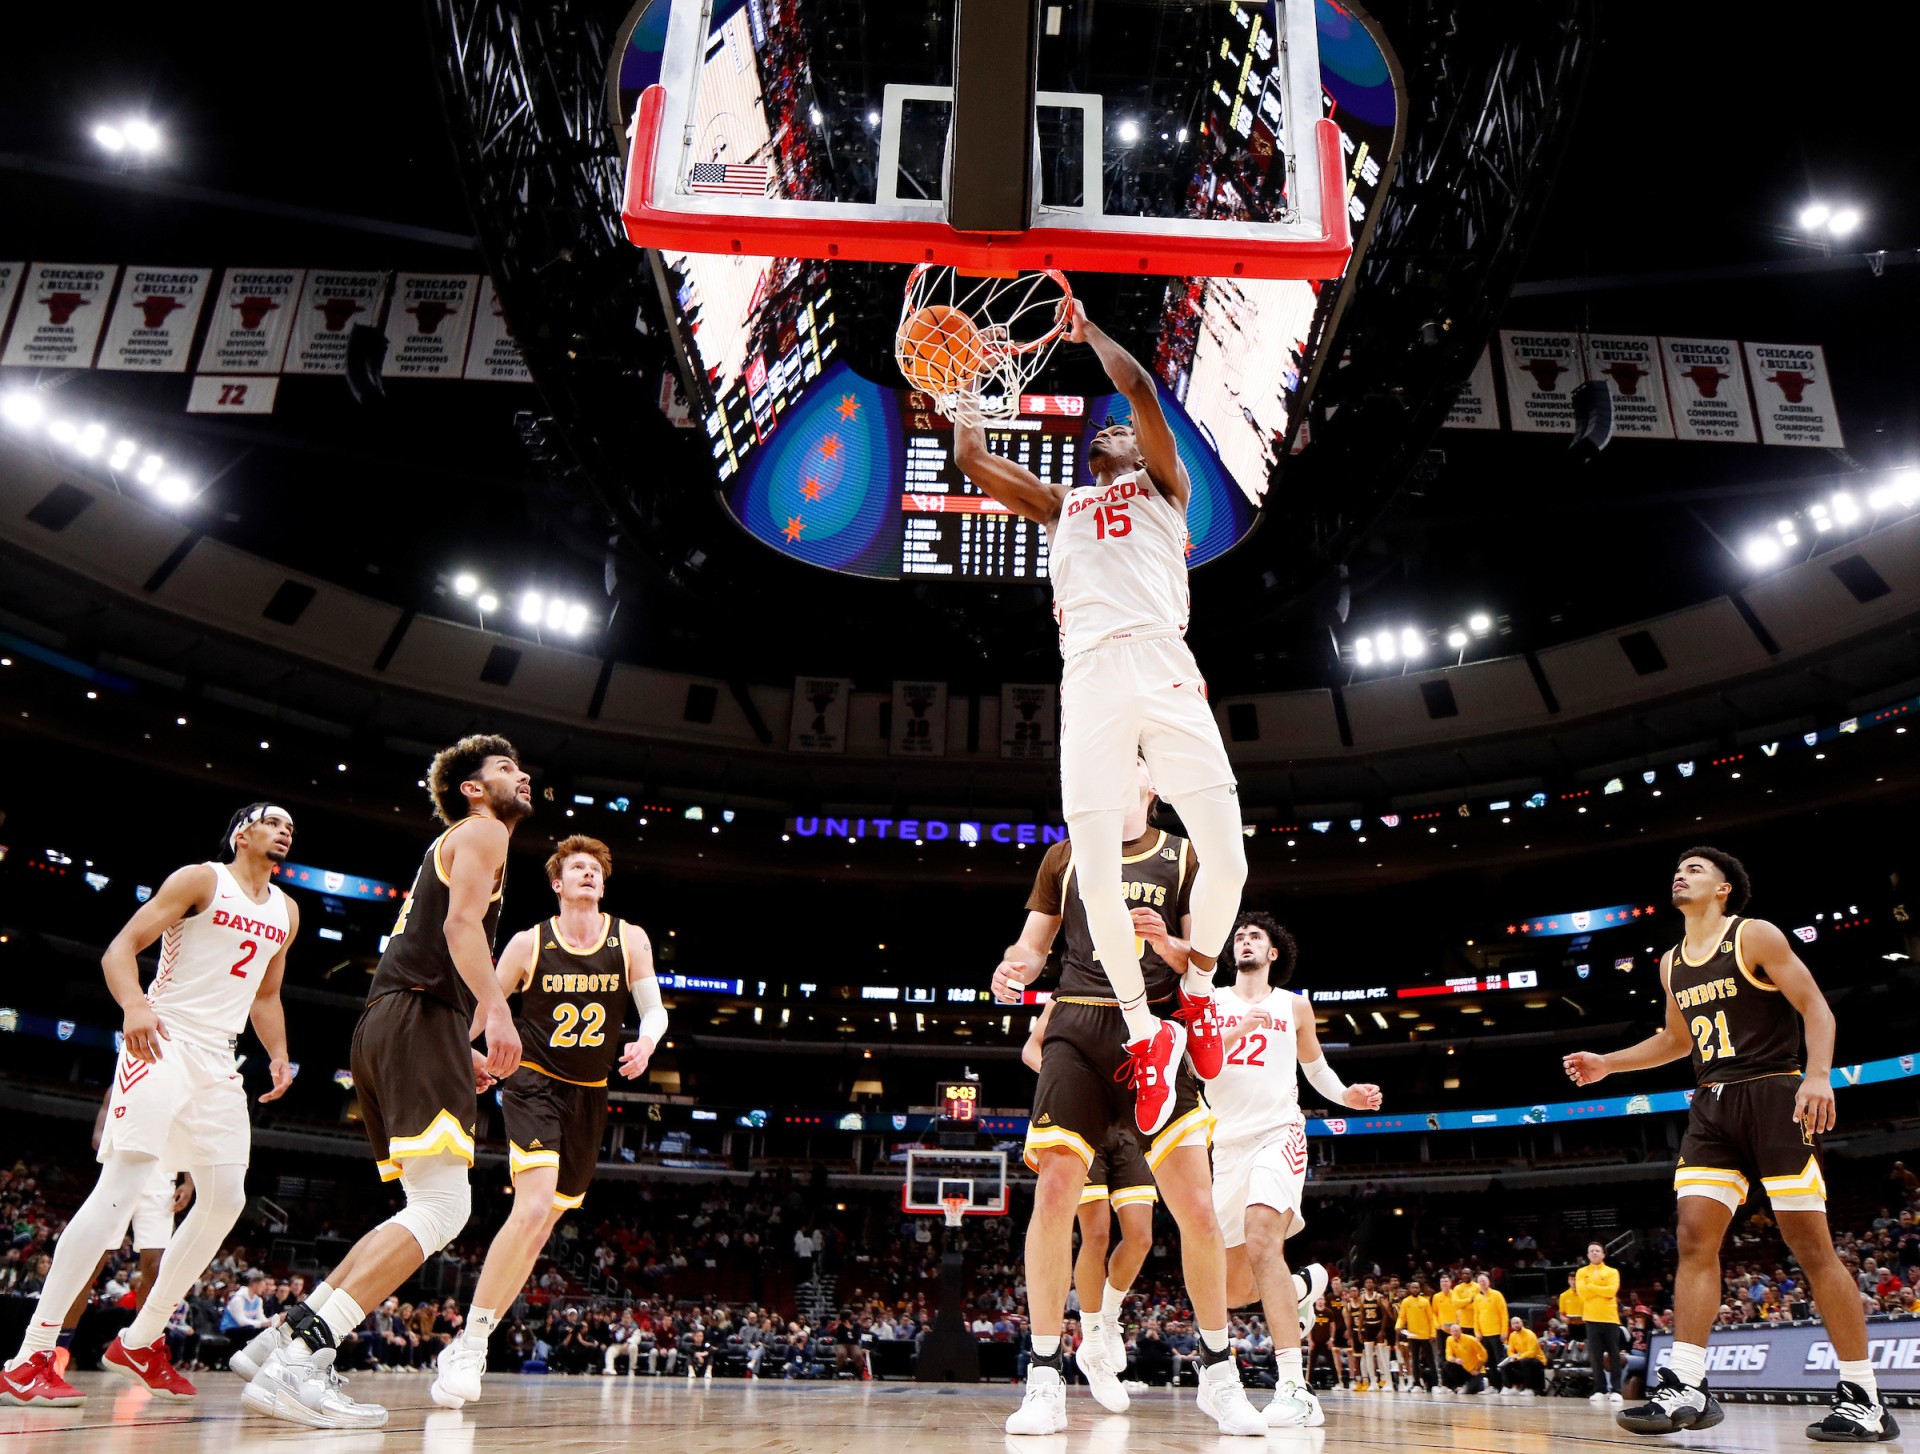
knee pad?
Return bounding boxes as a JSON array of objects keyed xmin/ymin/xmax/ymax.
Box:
[{"xmin": 386, "ymin": 1154, "xmax": 472, "ymax": 1255}]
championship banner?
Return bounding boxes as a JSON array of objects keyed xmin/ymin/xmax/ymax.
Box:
[
  {"xmin": 889, "ymin": 680, "xmax": 948, "ymax": 757},
  {"xmin": 188, "ymin": 376, "xmax": 280, "ymax": 415},
  {"xmin": 1661, "ymin": 337, "xmax": 1758, "ymax": 443},
  {"xmin": 1441, "ymin": 345, "xmax": 1501, "ymax": 430},
  {"xmin": 789, "ymin": 676, "xmax": 851, "ymax": 753},
  {"xmin": 1745, "ymin": 342, "xmax": 1845, "ymax": 448},
  {"xmin": 1580, "ymin": 333, "xmax": 1673, "ymax": 439},
  {"xmin": 1000, "ymin": 683, "xmax": 1058, "ymax": 761},
  {"xmin": 461, "ymin": 276, "xmax": 531, "ymax": 381},
  {"xmin": 97, "ymin": 266, "xmax": 211, "ymax": 372},
  {"xmin": 285, "ymin": 270, "xmax": 386, "ymax": 375},
  {"xmin": 382, "ymin": 273, "xmax": 479, "ymax": 379},
  {"xmin": 0, "ymin": 263, "xmax": 25, "ymax": 343},
  {"xmin": 0, "ymin": 263, "xmax": 119, "ymax": 369},
  {"xmin": 198, "ymin": 268, "xmax": 305, "ymax": 375},
  {"xmin": 1497, "ymin": 329, "xmax": 1581, "ymax": 434}
]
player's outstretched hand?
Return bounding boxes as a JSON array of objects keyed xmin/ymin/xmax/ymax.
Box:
[
  {"xmin": 259, "ymin": 1058, "xmax": 296, "ymax": 1103},
  {"xmin": 1055, "ymin": 296, "xmax": 1088, "ymax": 344},
  {"xmin": 1562, "ymin": 1051, "xmax": 1609, "ymax": 1086},
  {"xmin": 1793, "ymin": 1071, "xmax": 1837, "ymax": 1135},
  {"xmin": 619, "ymin": 1035, "xmax": 655, "ymax": 1080},
  {"xmin": 1344, "ymin": 1083, "xmax": 1383, "ymax": 1111},
  {"xmin": 122, "ymin": 1002, "xmax": 170, "ymax": 1063}
]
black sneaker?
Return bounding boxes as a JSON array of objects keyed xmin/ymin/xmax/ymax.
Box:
[
  {"xmin": 1617, "ymin": 1367, "xmax": 1725, "ymax": 1436},
  {"xmin": 1807, "ymin": 1381, "xmax": 1900, "ymax": 1442}
]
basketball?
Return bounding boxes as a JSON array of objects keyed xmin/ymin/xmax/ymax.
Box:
[{"xmin": 896, "ymin": 304, "xmax": 985, "ymax": 395}]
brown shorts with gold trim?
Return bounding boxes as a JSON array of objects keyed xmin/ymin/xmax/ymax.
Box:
[
  {"xmin": 1082, "ymin": 1123, "xmax": 1159, "ymax": 1207},
  {"xmin": 1026, "ymin": 999, "xmax": 1209, "ymax": 1176},
  {"xmin": 350, "ymin": 990, "xmax": 478, "ymax": 1181},
  {"xmin": 1675, "ymin": 1073, "xmax": 1826, "ymax": 1210},
  {"xmin": 501, "ymin": 1064, "xmax": 609, "ymax": 1210}
]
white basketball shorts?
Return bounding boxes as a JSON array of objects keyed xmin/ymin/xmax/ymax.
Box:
[
  {"xmin": 1059, "ymin": 634, "xmax": 1236, "ymax": 818},
  {"xmin": 99, "ymin": 1034, "xmax": 250, "ymax": 1171},
  {"xmin": 1212, "ymin": 1122, "xmax": 1309, "ymax": 1248},
  {"xmin": 106, "ymin": 1162, "xmax": 178, "ymax": 1252}
]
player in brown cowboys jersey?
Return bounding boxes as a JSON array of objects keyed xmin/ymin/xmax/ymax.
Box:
[
  {"xmin": 1567, "ymin": 847, "xmax": 1895, "ymax": 1443},
  {"xmin": 430, "ymin": 834, "xmax": 665, "ymax": 1410}
]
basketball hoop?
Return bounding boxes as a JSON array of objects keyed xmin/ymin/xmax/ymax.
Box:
[
  {"xmin": 895, "ymin": 264, "xmax": 1073, "ymax": 427},
  {"xmin": 940, "ymin": 1193, "xmax": 969, "ymax": 1230}
]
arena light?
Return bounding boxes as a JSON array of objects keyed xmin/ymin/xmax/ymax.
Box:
[
  {"xmin": 544, "ymin": 598, "xmax": 567, "ymax": 631},
  {"xmin": 563, "ymin": 603, "xmax": 589, "ymax": 636},
  {"xmin": 75, "ymin": 423, "xmax": 106, "ymax": 458},
  {"xmin": 92, "ymin": 122, "xmax": 128, "ymax": 153},
  {"xmin": 1468, "ymin": 612, "xmax": 1492, "ymax": 634},
  {"xmin": 1446, "ymin": 629, "xmax": 1468, "ymax": 650},
  {"xmin": 1827, "ymin": 206, "xmax": 1863, "ymax": 237},
  {"xmin": 1798, "ymin": 202, "xmax": 1832, "ymax": 230},
  {"xmin": 1353, "ymin": 636, "xmax": 1374, "ymax": 667},
  {"xmin": 453, "ymin": 572, "xmax": 478, "ymax": 597},
  {"xmin": 1176, "ymin": 127, "xmax": 1189, "ymax": 143},
  {"xmin": 1374, "ymin": 630, "xmax": 1395, "ymax": 663},
  {"xmin": 1832, "ymin": 491, "xmax": 1862, "ymax": 526},
  {"xmin": 809, "ymin": 107, "xmax": 823, "ymax": 125},
  {"xmin": 1745, "ymin": 536, "xmax": 1784, "ymax": 569},
  {"xmin": 47, "ymin": 419, "xmax": 77, "ymax": 444},
  {"xmin": 1, "ymin": 392, "xmax": 46, "ymax": 431},
  {"xmin": 518, "ymin": 590, "xmax": 543, "ymax": 624},
  {"xmin": 1399, "ymin": 627, "xmax": 1425, "ymax": 659},
  {"xmin": 1118, "ymin": 119, "xmax": 1140, "ymax": 144},
  {"xmin": 476, "ymin": 591, "xmax": 498, "ymax": 613}
]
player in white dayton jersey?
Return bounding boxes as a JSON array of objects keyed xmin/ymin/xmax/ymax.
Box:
[
  {"xmin": 956, "ymin": 297, "xmax": 1245, "ymax": 1139},
  {"xmin": 2, "ymin": 804, "xmax": 298, "ymax": 1410},
  {"xmin": 1207, "ymin": 912, "xmax": 1381, "ymax": 1429}
]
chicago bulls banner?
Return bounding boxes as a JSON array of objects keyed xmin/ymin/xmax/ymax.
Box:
[
  {"xmin": 789, "ymin": 676, "xmax": 851, "ymax": 753},
  {"xmin": 462, "ymin": 276, "xmax": 531, "ymax": 381},
  {"xmin": 1661, "ymin": 337, "xmax": 1758, "ymax": 443},
  {"xmin": 1745, "ymin": 342, "xmax": 1844, "ymax": 448},
  {"xmin": 1441, "ymin": 345, "xmax": 1501, "ymax": 430},
  {"xmin": 1, "ymin": 263, "xmax": 119, "ymax": 369},
  {"xmin": 285, "ymin": 270, "xmax": 387, "ymax": 374},
  {"xmin": 98, "ymin": 266, "xmax": 212, "ymax": 372},
  {"xmin": 1497, "ymin": 329, "xmax": 1580, "ymax": 433},
  {"xmin": 383, "ymin": 273, "xmax": 480, "ymax": 379},
  {"xmin": 1580, "ymin": 333, "xmax": 1674, "ymax": 439},
  {"xmin": 1000, "ymin": 683, "xmax": 1058, "ymax": 761},
  {"xmin": 0, "ymin": 263, "xmax": 24, "ymax": 343},
  {"xmin": 198, "ymin": 268, "xmax": 305, "ymax": 374},
  {"xmin": 889, "ymin": 680, "xmax": 948, "ymax": 757}
]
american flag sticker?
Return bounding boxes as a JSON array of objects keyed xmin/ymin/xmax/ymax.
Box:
[{"xmin": 688, "ymin": 161, "xmax": 770, "ymax": 196}]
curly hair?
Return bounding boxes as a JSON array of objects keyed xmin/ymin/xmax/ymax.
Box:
[
  {"xmin": 425, "ymin": 734, "xmax": 519, "ymax": 825},
  {"xmin": 1231, "ymin": 910, "xmax": 1300, "ymax": 986},
  {"xmin": 546, "ymin": 835, "xmax": 612, "ymax": 886},
  {"xmin": 1678, "ymin": 845, "xmax": 1752, "ymax": 914}
]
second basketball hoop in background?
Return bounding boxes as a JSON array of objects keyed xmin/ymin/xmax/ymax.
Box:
[{"xmin": 894, "ymin": 265, "xmax": 1073, "ymax": 426}]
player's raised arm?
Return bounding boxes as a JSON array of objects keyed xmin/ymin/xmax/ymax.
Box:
[
  {"xmin": 954, "ymin": 422, "xmax": 1067, "ymax": 527},
  {"xmin": 1741, "ymin": 918, "xmax": 1839, "ymax": 1133},
  {"xmin": 1064, "ymin": 299, "xmax": 1191, "ymax": 509},
  {"xmin": 1563, "ymin": 950, "xmax": 1692, "ymax": 1086}
]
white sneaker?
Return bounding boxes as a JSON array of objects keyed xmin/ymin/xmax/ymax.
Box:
[
  {"xmin": 1265, "ymin": 1378, "xmax": 1325, "ymax": 1428},
  {"xmin": 1006, "ymin": 1365, "xmax": 1069, "ymax": 1435},
  {"xmin": 1590, "ymin": 1391, "xmax": 1609, "ymax": 1405},
  {"xmin": 430, "ymin": 1333, "xmax": 487, "ymax": 1410},
  {"xmin": 242, "ymin": 1345, "xmax": 388, "ymax": 1430},
  {"xmin": 1609, "ymin": 1391, "xmax": 1624, "ymax": 1404},
  {"xmin": 229, "ymin": 1321, "xmax": 292, "ymax": 1380},
  {"xmin": 1075, "ymin": 1335, "xmax": 1129, "ymax": 1414},
  {"xmin": 1196, "ymin": 1360, "xmax": 1267, "ymax": 1436},
  {"xmin": 1294, "ymin": 1263, "xmax": 1329, "ymax": 1345}
]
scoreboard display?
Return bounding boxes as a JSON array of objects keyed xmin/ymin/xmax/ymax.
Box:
[{"xmin": 938, "ymin": 1080, "xmax": 980, "ymax": 1122}]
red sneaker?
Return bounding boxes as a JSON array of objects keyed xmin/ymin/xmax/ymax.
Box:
[
  {"xmin": 1176, "ymin": 989, "xmax": 1225, "ymax": 1080},
  {"xmin": 0, "ymin": 1350, "xmax": 86, "ymax": 1407},
  {"xmin": 1117, "ymin": 1019, "xmax": 1188, "ymax": 1136},
  {"xmin": 103, "ymin": 1334, "xmax": 198, "ymax": 1399},
  {"xmin": 50, "ymin": 1346, "xmax": 71, "ymax": 1378}
]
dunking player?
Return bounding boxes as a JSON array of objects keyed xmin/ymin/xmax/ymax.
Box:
[
  {"xmin": 1206, "ymin": 911, "xmax": 1381, "ymax": 1426},
  {"xmin": 993, "ymin": 759, "xmax": 1265, "ymax": 1436},
  {"xmin": 957, "ymin": 297, "xmax": 1246, "ymax": 1136},
  {"xmin": 429, "ymin": 834, "xmax": 665, "ymax": 1409},
  {"xmin": 1021, "ymin": 1001, "xmax": 1155, "ymax": 1413},
  {"xmin": 1566, "ymin": 848, "xmax": 1896, "ymax": 1442},
  {"xmin": 2, "ymin": 805, "xmax": 298, "ymax": 1408},
  {"xmin": 235, "ymin": 737, "xmax": 528, "ymax": 1430}
]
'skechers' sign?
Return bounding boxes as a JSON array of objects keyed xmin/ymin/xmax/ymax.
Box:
[{"xmin": 1649, "ymin": 1323, "xmax": 1920, "ymax": 1394}]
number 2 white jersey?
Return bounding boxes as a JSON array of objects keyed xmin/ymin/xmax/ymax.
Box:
[
  {"xmin": 1206, "ymin": 986, "xmax": 1305, "ymax": 1148},
  {"xmin": 1048, "ymin": 468, "xmax": 1191, "ymax": 658},
  {"xmin": 147, "ymin": 861, "xmax": 291, "ymax": 1048}
]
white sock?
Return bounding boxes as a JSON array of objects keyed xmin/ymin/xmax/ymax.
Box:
[
  {"xmin": 467, "ymin": 1305, "xmax": 498, "ymax": 1344},
  {"xmin": 1081, "ymin": 1310, "xmax": 1106, "ymax": 1336},
  {"xmin": 1199, "ymin": 1325, "xmax": 1229, "ymax": 1355},
  {"xmin": 1667, "ymin": 1341, "xmax": 1707, "ymax": 1388},
  {"xmin": 317, "ymin": 1288, "xmax": 366, "ymax": 1344},
  {"xmin": 1837, "ymin": 1359, "xmax": 1880, "ymax": 1402},
  {"xmin": 1277, "ymin": 1347, "xmax": 1304, "ymax": 1386},
  {"xmin": 307, "ymin": 1282, "xmax": 333, "ymax": 1315},
  {"xmin": 1121, "ymin": 1000, "xmax": 1159, "ymax": 1043},
  {"xmin": 1181, "ymin": 968, "xmax": 1214, "ymax": 999},
  {"xmin": 1032, "ymin": 1334, "xmax": 1060, "ymax": 1359},
  {"xmin": 1102, "ymin": 1280, "xmax": 1127, "ymax": 1319}
]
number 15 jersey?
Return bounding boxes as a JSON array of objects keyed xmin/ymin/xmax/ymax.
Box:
[
  {"xmin": 1206, "ymin": 985, "xmax": 1305, "ymax": 1148},
  {"xmin": 1049, "ymin": 468, "xmax": 1190, "ymax": 659},
  {"xmin": 511, "ymin": 914, "xmax": 632, "ymax": 1086}
]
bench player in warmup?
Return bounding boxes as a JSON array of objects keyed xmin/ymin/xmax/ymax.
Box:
[
  {"xmin": 994, "ymin": 758, "xmax": 1265, "ymax": 1436},
  {"xmin": 1566, "ymin": 847, "xmax": 1896, "ymax": 1443},
  {"xmin": 235, "ymin": 737, "xmax": 528, "ymax": 1430},
  {"xmin": 3, "ymin": 804, "xmax": 297, "ymax": 1408},
  {"xmin": 956, "ymin": 297, "xmax": 1245, "ymax": 1136},
  {"xmin": 1203, "ymin": 912, "xmax": 1380, "ymax": 1427},
  {"xmin": 430, "ymin": 834, "xmax": 665, "ymax": 1409}
]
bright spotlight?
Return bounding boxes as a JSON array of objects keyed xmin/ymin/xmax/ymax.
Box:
[
  {"xmin": 136, "ymin": 455, "xmax": 164, "ymax": 484},
  {"xmin": 1827, "ymin": 207, "xmax": 1862, "ymax": 236},
  {"xmin": 1798, "ymin": 202, "xmax": 1831, "ymax": 230},
  {"xmin": 75, "ymin": 423, "xmax": 106, "ymax": 458},
  {"xmin": 155, "ymin": 476, "xmax": 192, "ymax": 505},
  {"xmin": 1374, "ymin": 630, "xmax": 1395, "ymax": 663},
  {"xmin": 866, "ymin": 110, "xmax": 879, "ymax": 127},
  {"xmin": 453, "ymin": 572, "xmax": 478, "ymax": 597},
  {"xmin": 1468, "ymin": 612, "xmax": 1491, "ymax": 634},
  {"xmin": 0, "ymin": 393, "xmax": 45, "ymax": 430},
  {"xmin": 47, "ymin": 419, "xmax": 78, "ymax": 444},
  {"xmin": 518, "ymin": 591, "xmax": 543, "ymax": 624},
  {"xmin": 1745, "ymin": 537, "xmax": 1784, "ymax": 568},
  {"xmin": 122, "ymin": 119, "xmax": 161, "ymax": 153},
  {"xmin": 1446, "ymin": 629, "xmax": 1468, "ymax": 650},
  {"xmin": 563, "ymin": 603, "xmax": 589, "ymax": 636},
  {"xmin": 545, "ymin": 598, "xmax": 567, "ymax": 631},
  {"xmin": 1894, "ymin": 471, "xmax": 1920, "ymax": 508},
  {"xmin": 1176, "ymin": 127, "xmax": 1189, "ymax": 142},
  {"xmin": 1869, "ymin": 487, "xmax": 1894, "ymax": 511},
  {"xmin": 476, "ymin": 591, "xmax": 498, "ymax": 613},
  {"xmin": 1832, "ymin": 492, "xmax": 1861, "ymax": 526},
  {"xmin": 1118, "ymin": 119, "xmax": 1140, "ymax": 143},
  {"xmin": 1400, "ymin": 627, "xmax": 1425, "ymax": 658},
  {"xmin": 111, "ymin": 438, "xmax": 137, "ymax": 461},
  {"xmin": 92, "ymin": 122, "xmax": 127, "ymax": 153},
  {"xmin": 1354, "ymin": 637, "xmax": 1374, "ymax": 667},
  {"xmin": 809, "ymin": 107, "xmax": 823, "ymax": 125}
]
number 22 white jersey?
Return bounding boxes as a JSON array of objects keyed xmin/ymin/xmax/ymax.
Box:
[
  {"xmin": 1048, "ymin": 468, "xmax": 1191, "ymax": 658},
  {"xmin": 147, "ymin": 861, "xmax": 291, "ymax": 1048},
  {"xmin": 1206, "ymin": 985, "xmax": 1305, "ymax": 1148}
]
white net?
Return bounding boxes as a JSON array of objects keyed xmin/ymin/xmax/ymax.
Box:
[
  {"xmin": 940, "ymin": 1195, "xmax": 969, "ymax": 1229},
  {"xmin": 894, "ymin": 264, "xmax": 1073, "ymax": 426}
]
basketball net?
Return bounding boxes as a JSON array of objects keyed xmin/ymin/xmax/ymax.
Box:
[
  {"xmin": 940, "ymin": 1193, "xmax": 969, "ymax": 1230},
  {"xmin": 895, "ymin": 264, "xmax": 1073, "ymax": 427}
]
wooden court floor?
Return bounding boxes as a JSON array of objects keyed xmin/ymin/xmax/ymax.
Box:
[{"xmin": 0, "ymin": 1372, "xmax": 1869, "ymax": 1452}]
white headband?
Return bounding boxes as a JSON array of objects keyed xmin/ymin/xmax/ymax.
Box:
[{"xmin": 232, "ymin": 804, "xmax": 292, "ymax": 847}]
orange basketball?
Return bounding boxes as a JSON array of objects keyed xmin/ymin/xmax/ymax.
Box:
[{"xmin": 897, "ymin": 304, "xmax": 985, "ymax": 394}]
